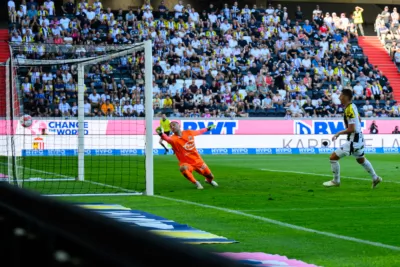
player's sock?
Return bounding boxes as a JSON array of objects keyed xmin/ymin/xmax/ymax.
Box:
[
  {"xmin": 361, "ymin": 159, "xmax": 379, "ymax": 180},
  {"xmin": 205, "ymin": 177, "xmax": 213, "ymax": 183},
  {"xmin": 330, "ymin": 160, "xmax": 340, "ymax": 184},
  {"xmin": 181, "ymin": 170, "xmax": 197, "ymax": 184}
]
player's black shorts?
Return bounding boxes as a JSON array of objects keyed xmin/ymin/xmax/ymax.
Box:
[{"xmin": 164, "ymin": 131, "xmax": 171, "ymax": 136}]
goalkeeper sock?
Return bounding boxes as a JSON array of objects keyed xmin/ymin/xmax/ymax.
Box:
[
  {"xmin": 330, "ymin": 160, "xmax": 340, "ymax": 184},
  {"xmin": 361, "ymin": 159, "xmax": 378, "ymax": 180},
  {"xmin": 181, "ymin": 170, "xmax": 197, "ymax": 184}
]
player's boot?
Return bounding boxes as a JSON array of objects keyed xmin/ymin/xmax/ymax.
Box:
[
  {"xmin": 372, "ymin": 177, "xmax": 382, "ymax": 189},
  {"xmin": 164, "ymin": 149, "xmax": 169, "ymax": 155},
  {"xmin": 205, "ymin": 180, "xmax": 218, "ymax": 187},
  {"xmin": 195, "ymin": 181, "xmax": 203, "ymax": 189},
  {"xmin": 323, "ymin": 180, "xmax": 340, "ymax": 187}
]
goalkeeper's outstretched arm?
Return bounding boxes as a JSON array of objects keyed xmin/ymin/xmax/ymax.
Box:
[
  {"xmin": 156, "ymin": 127, "xmax": 172, "ymax": 143},
  {"xmin": 191, "ymin": 125, "xmax": 216, "ymax": 136}
]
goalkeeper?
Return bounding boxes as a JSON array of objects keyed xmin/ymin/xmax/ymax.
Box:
[{"xmin": 156, "ymin": 121, "xmax": 218, "ymax": 189}]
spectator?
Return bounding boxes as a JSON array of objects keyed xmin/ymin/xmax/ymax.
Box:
[
  {"xmin": 393, "ymin": 126, "xmax": 400, "ymax": 134},
  {"xmin": 362, "ymin": 100, "xmax": 374, "ymax": 117},
  {"xmin": 369, "ymin": 120, "xmax": 379, "ymax": 134}
]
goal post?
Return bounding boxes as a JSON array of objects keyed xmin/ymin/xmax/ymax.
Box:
[
  {"xmin": 6, "ymin": 40, "xmax": 154, "ymax": 196},
  {"xmin": 144, "ymin": 40, "xmax": 154, "ymax": 196}
]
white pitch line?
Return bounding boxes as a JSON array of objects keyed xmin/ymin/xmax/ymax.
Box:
[
  {"xmin": 240, "ymin": 206, "xmax": 400, "ymax": 212},
  {"xmin": 83, "ymin": 180, "xmax": 136, "ymax": 193},
  {"xmin": 0, "ymin": 162, "xmax": 136, "ymax": 193},
  {"xmin": 154, "ymin": 195, "xmax": 400, "ymax": 251},
  {"xmin": 20, "ymin": 178, "xmax": 75, "ymax": 182},
  {"xmin": 260, "ymin": 169, "xmax": 400, "ymax": 184},
  {"xmin": 0, "ymin": 162, "xmax": 73, "ymax": 179}
]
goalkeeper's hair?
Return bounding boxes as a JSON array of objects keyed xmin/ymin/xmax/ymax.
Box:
[{"xmin": 341, "ymin": 88, "xmax": 353, "ymax": 101}]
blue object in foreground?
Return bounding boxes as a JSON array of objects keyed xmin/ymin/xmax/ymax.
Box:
[{"xmin": 77, "ymin": 203, "xmax": 237, "ymax": 244}]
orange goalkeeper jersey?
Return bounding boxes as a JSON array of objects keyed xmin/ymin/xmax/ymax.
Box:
[{"xmin": 161, "ymin": 129, "xmax": 207, "ymax": 165}]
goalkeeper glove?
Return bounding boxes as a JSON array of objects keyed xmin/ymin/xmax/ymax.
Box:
[
  {"xmin": 207, "ymin": 124, "xmax": 216, "ymax": 131},
  {"xmin": 155, "ymin": 127, "xmax": 163, "ymax": 136}
]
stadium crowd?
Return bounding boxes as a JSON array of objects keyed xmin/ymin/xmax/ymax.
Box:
[
  {"xmin": 375, "ymin": 7, "xmax": 400, "ymax": 71},
  {"xmin": 7, "ymin": 0, "xmax": 400, "ymax": 118}
]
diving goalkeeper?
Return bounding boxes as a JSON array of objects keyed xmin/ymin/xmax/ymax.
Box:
[{"xmin": 156, "ymin": 121, "xmax": 218, "ymax": 189}]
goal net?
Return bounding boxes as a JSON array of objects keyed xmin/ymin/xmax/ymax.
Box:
[{"xmin": 5, "ymin": 41, "xmax": 154, "ymax": 196}]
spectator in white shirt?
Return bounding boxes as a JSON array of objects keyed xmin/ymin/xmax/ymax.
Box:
[
  {"xmin": 243, "ymin": 72, "xmax": 255, "ymax": 85},
  {"xmin": 84, "ymin": 99, "xmax": 92, "ymax": 115},
  {"xmin": 133, "ymin": 103, "xmax": 145, "ymax": 116},
  {"xmin": 8, "ymin": 0, "xmax": 15, "ymax": 11},
  {"xmin": 10, "ymin": 32, "xmax": 22, "ymax": 43},
  {"xmin": 71, "ymin": 102, "xmax": 78, "ymax": 116},
  {"xmin": 353, "ymin": 81, "xmax": 364, "ymax": 99},
  {"xmin": 44, "ymin": 0, "xmax": 55, "ymax": 15},
  {"xmin": 301, "ymin": 55, "xmax": 312, "ymax": 70},
  {"xmin": 58, "ymin": 99, "xmax": 71, "ymax": 116},
  {"xmin": 174, "ymin": 0, "xmax": 184, "ymax": 19},
  {"xmin": 88, "ymin": 89, "xmax": 101, "ymax": 107},
  {"xmin": 289, "ymin": 101, "xmax": 303, "ymax": 117},
  {"xmin": 170, "ymin": 62, "xmax": 181, "ymax": 75},
  {"xmin": 362, "ymin": 100, "xmax": 374, "ymax": 117},
  {"xmin": 220, "ymin": 19, "xmax": 231, "ymax": 33},
  {"xmin": 331, "ymin": 90, "xmax": 341, "ymax": 105},
  {"xmin": 189, "ymin": 8, "xmax": 199, "ymax": 23}
]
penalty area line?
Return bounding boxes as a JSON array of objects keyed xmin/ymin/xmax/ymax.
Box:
[
  {"xmin": 260, "ymin": 169, "xmax": 400, "ymax": 184},
  {"xmin": 154, "ymin": 195, "xmax": 400, "ymax": 251}
]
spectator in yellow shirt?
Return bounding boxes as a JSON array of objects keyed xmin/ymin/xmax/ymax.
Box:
[
  {"xmin": 163, "ymin": 95, "xmax": 173, "ymax": 108},
  {"xmin": 101, "ymin": 99, "xmax": 114, "ymax": 116}
]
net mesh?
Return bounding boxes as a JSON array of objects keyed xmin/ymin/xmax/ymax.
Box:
[{"xmin": 9, "ymin": 42, "xmax": 149, "ymax": 196}]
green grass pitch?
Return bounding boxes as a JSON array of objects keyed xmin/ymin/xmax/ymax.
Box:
[{"xmin": 1, "ymin": 154, "xmax": 400, "ymax": 267}]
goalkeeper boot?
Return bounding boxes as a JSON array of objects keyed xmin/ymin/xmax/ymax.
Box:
[
  {"xmin": 372, "ymin": 177, "xmax": 382, "ymax": 189},
  {"xmin": 195, "ymin": 181, "xmax": 203, "ymax": 190},
  {"xmin": 323, "ymin": 180, "xmax": 340, "ymax": 187},
  {"xmin": 205, "ymin": 180, "xmax": 218, "ymax": 187}
]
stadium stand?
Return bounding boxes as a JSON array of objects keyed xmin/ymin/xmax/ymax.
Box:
[
  {"xmin": 6, "ymin": 0, "xmax": 399, "ymax": 118},
  {"xmin": 0, "ymin": 29, "xmax": 10, "ymax": 117}
]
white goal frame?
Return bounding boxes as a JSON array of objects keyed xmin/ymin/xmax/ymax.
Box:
[{"xmin": 7, "ymin": 40, "xmax": 154, "ymax": 196}]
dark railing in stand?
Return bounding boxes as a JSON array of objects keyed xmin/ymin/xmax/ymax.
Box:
[{"xmin": 0, "ymin": 183, "xmax": 244, "ymax": 267}]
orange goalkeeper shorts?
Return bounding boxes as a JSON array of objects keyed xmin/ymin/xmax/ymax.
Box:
[{"xmin": 180, "ymin": 162, "xmax": 211, "ymax": 176}]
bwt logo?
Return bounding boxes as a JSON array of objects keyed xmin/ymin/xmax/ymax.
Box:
[
  {"xmin": 383, "ymin": 148, "xmax": 399, "ymax": 153},
  {"xmin": 299, "ymin": 148, "xmax": 316, "ymax": 154},
  {"xmin": 231, "ymin": 148, "xmax": 248, "ymax": 154},
  {"xmin": 211, "ymin": 148, "xmax": 228, "ymax": 154},
  {"xmin": 183, "ymin": 121, "xmax": 238, "ymax": 134},
  {"xmin": 197, "ymin": 149, "xmax": 204, "ymax": 154},
  {"xmin": 276, "ymin": 148, "xmax": 292, "ymax": 154},
  {"xmin": 255, "ymin": 148, "xmax": 273, "ymax": 154},
  {"xmin": 295, "ymin": 121, "xmax": 366, "ymax": 135}
]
